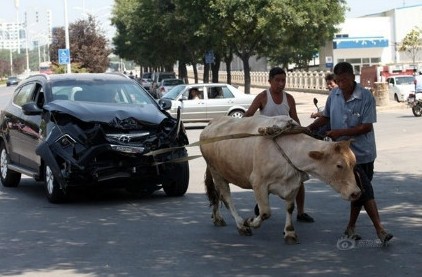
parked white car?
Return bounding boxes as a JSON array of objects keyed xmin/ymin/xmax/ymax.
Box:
[{"xmin": 387, "ymin": 75, "xmax": 415, "ymax": 102}]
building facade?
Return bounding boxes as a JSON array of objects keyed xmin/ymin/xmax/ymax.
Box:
[{"xmin": 320, "ymin": 4, "xmax": 422, "ymax": 74}]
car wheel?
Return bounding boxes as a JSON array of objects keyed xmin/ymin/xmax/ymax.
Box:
[
  {"xmin": 0, "ymin": 143, "xmax": 21, "ymax": 187},
  {"xmin": 162, "ymin": 161, "xmax": 189, "ymax": 197},
  {"xmin": 44, "ymin": 165, "xmax": 66, "ymax": 203},
  {"xmin": 229, "ymin": 110, "xmax": 245, "ymax": 118},
  {"xmin": 394, "ymin": 94, "xmax": 400, "ymax": 102}
]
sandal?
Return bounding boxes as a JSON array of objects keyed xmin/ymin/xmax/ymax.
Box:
[
  {"xmin": 377, "ymin": 230, "xmax": 393, "ymax": 244},
  {"xmin": 344, "ymin": 227, "xmax": 362, "ymax": 240},
  {"xmin": 297, "ymin": 213, "xmax": 314, "ymax": 223}
]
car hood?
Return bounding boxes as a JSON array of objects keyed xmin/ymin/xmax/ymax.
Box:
[{"xmin": 44, "ymin": 100, "xmax": 168, "ymax": 125}]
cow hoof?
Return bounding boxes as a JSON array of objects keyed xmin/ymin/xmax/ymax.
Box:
[
  {"xmin": 244, "ymin": 217, "xmax": 254, "ymax": 227},
  {"xmin": 238, "ymin": 227, "xmax": 253, "ymax": 236},
  {"xmin": 212, "ymin": 217, "xmax": 227, "ymax": 227},
  {"xmin": 284, "ymin": 235, "xmax": 299, "ymax": 245}
]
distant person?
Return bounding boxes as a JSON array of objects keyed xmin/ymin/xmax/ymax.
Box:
[
  {"xmin": 189, "ymin": 88, "xmax": 200, "ymax": 100},
  {"xmin": 311, "ymin": 73, "xmax": 337, "ymax": 119},
  {"xmin": 307, "ymin": 61, "xmax": 393, "ymax": 244}
]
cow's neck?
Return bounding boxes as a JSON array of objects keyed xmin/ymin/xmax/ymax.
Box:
[{"xmin": 276, "ymin": 133, "xmax": 325, "ymax": 172}]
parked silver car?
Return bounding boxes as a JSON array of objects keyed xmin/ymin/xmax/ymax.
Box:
[{"xmin": 160, "ymin": 83, "xmax": 255, "ymax": 123}]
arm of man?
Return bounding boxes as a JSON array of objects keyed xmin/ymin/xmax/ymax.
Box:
[
  {"xmin": 244, "ymin": 91, "xmax": 266, "ymax": 117},
  {"xmin": 286, "ymin": 93, "xmax": 301, "ymax": 125},
  {"xmin": 327, "ymin": 123, "xmax": 373, "ymax": 139}
]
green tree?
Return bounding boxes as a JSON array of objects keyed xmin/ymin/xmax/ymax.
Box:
[
  {"xmin": 399, "ymin": 27, "xmax": 422, "ymax": 67},
  {"xmin": 50, "ymin": 15, "xmax": 111, "ymax": 73},
  {"xmin": 111, "ymin": 0, "xmax": 347, "ymax": 93}
]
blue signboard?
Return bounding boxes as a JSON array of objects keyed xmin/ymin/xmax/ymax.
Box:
[
  {"xmin": 58, "ymin": 49, "xmax": 70, "ymax": 64},
  {"xmin": 333, "ymin": 37, "xmax": 389, "ymax": 49}
]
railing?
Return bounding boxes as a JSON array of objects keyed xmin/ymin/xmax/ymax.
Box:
[{"xmin": 187, "ymin": 70, "xmax": 331, "ymax": 93}]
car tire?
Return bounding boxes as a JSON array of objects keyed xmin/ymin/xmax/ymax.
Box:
[
  {"xmin": 229, "ymin": 110, "xmax": 245, "ymax": 118},
  {"xmin": 394, "ymin": 94, "xmax": 400, "ymax": 102},
  {"xmin": 44, "ymin": 164, "xmax": 66, "ymax": 203},
  {"xmin": 0, "ymin": 143, "xmax": 21, "ymax": 187},
  {"xmin": 162, "ymin": 160, "xmax": 189, "ymax": 197}
]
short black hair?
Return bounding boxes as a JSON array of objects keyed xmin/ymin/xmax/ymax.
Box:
[
  {"xmin": 325, "ymin": 73, "xmax": 335, "ymax": 82},
  {"xmin": 269, "ymin": 67, "xmax": 286, "ymax": 79},
  {"xmin": 333, "ymin": 62, "xmax": 354, "ymax": 75}
]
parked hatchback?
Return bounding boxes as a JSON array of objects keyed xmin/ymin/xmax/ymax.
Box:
[
  {"xmin": 0, "ymin": 73, "xmax": 189, "ymax": 203},
  {"xmin": 160, "ymin": 83, "xmax": 255, "ymax": 123}
]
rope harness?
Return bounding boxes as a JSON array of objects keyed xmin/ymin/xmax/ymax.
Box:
[{"xmin": 148, "ymin": 119, "xmax": 313, "ymax": 173}]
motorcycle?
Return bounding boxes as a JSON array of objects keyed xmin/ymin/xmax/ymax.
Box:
[{"xmin": 407, "ymin": 92, "xmax": 422, "ymax": 117}]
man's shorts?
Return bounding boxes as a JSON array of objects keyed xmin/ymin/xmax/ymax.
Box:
[{"xmin": 352, "ymin": 162, "xmax": 375, "ymax": 207}]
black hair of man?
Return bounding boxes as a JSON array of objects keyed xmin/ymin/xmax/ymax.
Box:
[
  {"xmin": 333, "ymin": 62, "xmax": 354, "ymax": 75},
  {"xmin": 325, "ymin": 73, "xmax": 335, "ymax": 82},
  {"xmin": 269, "ymin": 67, "xmax": 286, "ymax": 80}
]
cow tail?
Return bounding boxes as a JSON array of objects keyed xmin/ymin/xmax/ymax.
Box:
[{"xmin": 205, "ymin": 166, "xmax": 219, "ymax": 207}]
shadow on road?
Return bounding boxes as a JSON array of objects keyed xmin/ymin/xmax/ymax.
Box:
[{"xmin": 0, "ymin": 170, "xmax": 421, "ymax": 276}]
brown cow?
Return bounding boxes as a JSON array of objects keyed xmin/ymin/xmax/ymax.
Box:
[{"xmin": 200, "ymin": 115, "xmax": 361, "ymax": 244}]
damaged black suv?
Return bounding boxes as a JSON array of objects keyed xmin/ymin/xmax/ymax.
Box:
[{"xmin": 0, "ymin": 73, "xmax": 189, "ymax": 203}]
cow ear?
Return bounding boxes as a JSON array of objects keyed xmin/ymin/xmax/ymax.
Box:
[
  {"xmin": 309, "ymin": 151, "xmax": 324, "ymax": 160},
  {"xmin": 335, "ymin": 140, "xmax": 353, "ymax": 152}
]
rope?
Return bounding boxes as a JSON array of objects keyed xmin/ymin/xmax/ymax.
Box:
[{"xmin": 145, "ymin": 119, "xmax": 313, "ymax": 176}]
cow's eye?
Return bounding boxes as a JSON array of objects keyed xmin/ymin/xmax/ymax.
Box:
[{"xmin": 337, "ymin": 164, "xmax": 343, "ymax": 169}]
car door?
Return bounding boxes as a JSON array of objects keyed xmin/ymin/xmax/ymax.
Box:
[
  {"xmin": 178, "ymin": 86, "xmax": 207, "ymax": 122},
  {"xmin": 18, "ymin": 82, "xmax": 44, "ymax": 170},
  {"xmin": 4, "ymin": 82, "xmax": 38, "ymax": 169},
  {"xmin": 387, "ymin": 77, "xmax": 399, "ymax": 100},
  {"xmin": 205, "ymin": 85, "xmax": 234, "ymax": 120}
]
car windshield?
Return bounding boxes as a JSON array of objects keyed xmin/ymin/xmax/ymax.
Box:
[
  {"xmin": 8, "ymin": 77, "xmax": 18, "ymax": 80},
  {"xmin": 163, "ymin": 79, "xmax": 184, "ymax": 86},
  {"xmin": 396, "ymin": 76, "xmax": 414, "ymax": 85},
  {"xmin": 162, "ymin": 85, "xmax": 187, "ymax": 99},
  {"xmin": 50, "ymin": 79, "xmax": 157, "ymax": 105}
]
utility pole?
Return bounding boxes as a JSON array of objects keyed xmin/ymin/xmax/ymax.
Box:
[
  {"xmin": 64, "ymin": 0, "xmax": 71, "ymax": 73},
  {"xmin": 15, "ymin": 0, "xmax": 20, "ymax": 54}
]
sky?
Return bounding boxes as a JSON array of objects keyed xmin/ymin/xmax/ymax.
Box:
[{"xmin": 0, "ymin": 0, "xmax": 421, "ymax": 40}]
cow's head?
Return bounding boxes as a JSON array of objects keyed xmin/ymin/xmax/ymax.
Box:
[{"xmin": 308, "ymin": 140, "xmax": 361, "ymax": 201}]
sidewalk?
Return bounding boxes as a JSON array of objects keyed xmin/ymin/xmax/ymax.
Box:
[{"xmin": 240, "ymin": 85, "xmax": 408, "ymax": 116}]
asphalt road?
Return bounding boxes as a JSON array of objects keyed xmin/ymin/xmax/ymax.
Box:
[{"xmin": 0, "ymin": 85, "xmax": 421, "ymax": 277}]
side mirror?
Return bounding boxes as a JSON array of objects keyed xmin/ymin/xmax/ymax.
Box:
[
  {"xmin": 22, "ymin": 102, "xmax": 43, "ymax": 116},
  {"xmin": 158, "ymin": 98, "xmax": 172, "ymax": 110}
]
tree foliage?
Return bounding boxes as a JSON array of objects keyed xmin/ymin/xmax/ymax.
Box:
[
  {"xmin": 399, "ymin": 27, "xmax": 422, "ymax": 66},
  {"xmin": 111, "ymin": 0, "xmax": 347, "ymax": 93},
  {"xmin": 50, "ymin": 15, "xmax": 111, "ymax": 73}
]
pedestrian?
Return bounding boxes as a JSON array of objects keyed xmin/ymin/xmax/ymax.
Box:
[
  {"xmin": 307, "ymin": 61, "xmax": 393, "ymax": 244},
  {"xmin": 244, "ymin": 66, "xmax": 314, "ymax": 223}
]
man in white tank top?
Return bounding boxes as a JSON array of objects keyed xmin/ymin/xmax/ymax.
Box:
[{"xmin": 245, "ymin": 67, "xmax": 314, "ymax": 223}]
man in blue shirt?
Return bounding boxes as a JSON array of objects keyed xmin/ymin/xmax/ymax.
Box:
[{"xmin": 308, "ymin": 62, "xmax": 393, "ymax": 244}]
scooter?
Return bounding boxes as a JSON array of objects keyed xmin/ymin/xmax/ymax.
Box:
[{"xmin": 407, "ymin": 92, "xmax": 422, "ymax": 117}]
